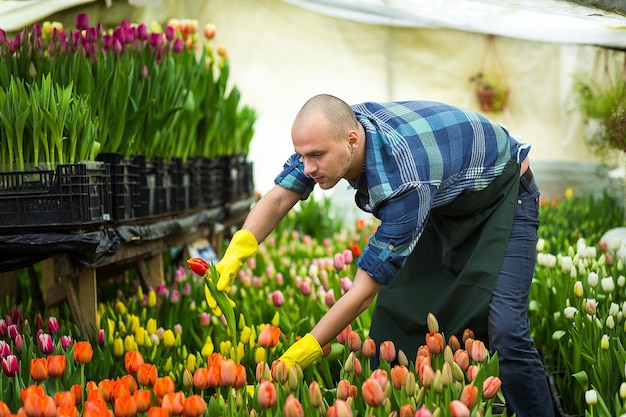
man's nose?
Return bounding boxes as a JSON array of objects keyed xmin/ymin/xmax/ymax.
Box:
[{"xmin": 302, "ymin": 158, "xmax": 316, "ymax": 176}]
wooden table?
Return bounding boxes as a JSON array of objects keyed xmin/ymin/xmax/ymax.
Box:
[{"xmin": 34, "ymin": 197, "xmax": 255, "ymax": 338}]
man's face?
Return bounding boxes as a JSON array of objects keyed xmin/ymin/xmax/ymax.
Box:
[{"xmin": 292, "ymin": 119, "xmax": 355, "ymax": 190}]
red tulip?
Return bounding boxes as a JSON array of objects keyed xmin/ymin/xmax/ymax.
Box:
[
  {"xmin": 187, "ymin": 258, "xmax": 209, "ymax": 277},
  {"xmin": 124, "ymin": 351, "xmax": 145, "ymax": 374},
  {"xmin": 47, "ymin": 355, "xmax": 67, "ymax": 378},
  {"xmin": 283, "ymin": 394, "xmax": 303, "ymax": 417},
  {"xmin": 73, "ymin": 341, "xmax": 94, "ymax": 364},
  {"xmin": 30, "ymin": 357, "xmax": 49, "ymax": 381},
  {"xmin": 257, "ymin": 380, "xmax": 277, "ymax": 408},
  {"xmin": 136, "ymin": 363, "xmax": 158, "ymax": 387},
  {"xmin": 182, "ymin": 395, "xmax": 206, "ymax": 417}
]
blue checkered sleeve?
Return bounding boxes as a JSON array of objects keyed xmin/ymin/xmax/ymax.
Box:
[{"xmin": 274, "ymin": 153, "xmax": 316, "ymax": 199}]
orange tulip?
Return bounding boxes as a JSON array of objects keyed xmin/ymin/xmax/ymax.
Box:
[
  {"xmin": 336, "ymin": 379, "xmax": 357, "ymax": 401},
  {"xmin": 70, "ymin": 384, "xmax": 83, "ymax": 405},
  {"xmin": 205, "ymin": 365, "xmax": 220, "ymax": 388},
  {"xmin": 21, "ymin": 384, "xmax": 46, "ymax": 403},
  {"xmin": 379, "ymin": 340, "xmax": 396, "ymax": 363},
  {"xmin": 462, "ymin": 328, "xmax": 474, "ymax": 344},
  {"xmin": 111, "ymin": 380, "xmax": 131, "ymax": 402},
  {"xmin": 257, "ymin": 325, "xmax": 280, "ymax": 349},
  {"xmin": 124, "ymin": 351, "xmax": 145, "ymax": 375},
  {"xmin": 453, "ymin": 349, "xmax": 470, "ymax": 372},
  {"xmin": 467, "ymin": 365, "xmax": 478, "ymax": 382},
  {"xmin": 0, "ymin": 401, "xmax": 11, "ymax": 417},
  {"xmin": 133, "ymin": 390, "xmax": 152, "ymax": 413},
  {"xmin": 56, "ymin": 405, "xmax": 80, "ymax": 417},
  {"xmin": 482, "ymin": 376, "xmax": 502, "ymax": 399},
  {"xmin": 54, "ymin": 391, "xmax": 76, "ymax": 407},
  {"xmin": 390, "ymin": 365, "xmax": 409, "ymax": 390},
  {"xmin": 30, "ymin": 357, "xmax": 49, "ymax": 381},
  {"xmin": 113, "ymin": 394, "xmax": 137, "ymax": 417},
  {"xmin": 86, "ymin": 381, "xmax": 99, "ymax": 394},
  {"xmin": 181, "ymin": 395, "xmax": 206, "ymax": 417},
  {"xmin": 327, "ymin": 399, "xmax": 353, "ymax": 417},
  {"xmin": 256, "ymin": 380, "xmax": 277, "ymax": 408},
  {"xmin": 98, "ymin": 379, "xmax": 116, "ymax": 402},
  {"xmin": 270, "ymin": 360, "xmax": 288, "ymax": 385},
  {"xmin": 283, "ymin": 394, "xmax": 303, "ymax": 417},
  {"xmin": 153, "ymin": 377, "xmax": 176, "ymax": 400},
  {"xmin": 470, "ymin": 340, "xmax": 488, "ymax": 363},
  {"xmin": 425, "ymin": 332, "xmax": 444, "ymax": 355},
  {"xmin": 361, "ymin": 378, "xmax": 385, "ymax": 407},
  {"xmin": 73, "ymin": 341, "xmax": 94, "ymax": 364},
  {"xmin": 449, "ymin": 400, "xmax": 470, "ymax": 417},
  {"xmin": 219, "ymin": 359, "xmax": 237, "ymax": 386},
  {"xmin": 160, "ymin": 392, "xmax": 184, "ymax": 416},
  {"xmin": 346, "ymin": 331, "xmax": 361, "ymax": 352},
  {"xmin": 448, "ymin": 335, "xmax": 461, "ymax": 352},
  {"xmin": 308, "ymin": 381, "xmax": 323, "ymax": 408},
  {"xmin": 23, "ymin": 394, "xmax": 56, "ymax": 417},
  {"xmin": 234, "ymin": 364, "xmax": 247, "ymax": 388},
  {"xmin": 420, "ymin": 363, "xmax": 435, "ymax": 388},
  {"xmin": 147, "ymin": 407, "xmax": 169, "ymax": 417},
  {"xmin": 47, "ymin": 355, "xmax": 66, "ymax": 378},
  {"xmin": 399, "ymin": 404, "xmax": 415, "ymax": 417},
  {"xmin": 119, "ymin": 375, "xmax": 138, "ymax": 395},
  {"xmin": 192, "ymin": 368, "xmax": 209, "ymax": 390},
  {"xmin": 361, "ymin": 338, "xmax": 376, "ymax": 358},
  {"xmin": 136, "ymin": 364, "xmax": 158, "ymax": 387},
  {"xmin": 255, "ymin": 361, "xmax": 271, "ymax": 382},
  {"xmin": 83, "ymin": 408, "xmax": 113, "ymax": 417},
  {"xmin": 460, "ymin": 384, "xmax": 478, "ymax": 408}
]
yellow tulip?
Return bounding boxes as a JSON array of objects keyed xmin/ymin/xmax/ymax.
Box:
[
  {"xmin": 115, "ymin": 300, "xmax": 127, "ymax": 315},
  {"xmin": 135, "ymin": 327, "xmax": 146, "ymax": 347},
  {"xmin": 163, "ymin": 330, "xmax": 176, "ymax": 348},
  {"xmin": 146, "ymin": 318, "xmax": 157, "ymax": 335},
  {"xmin": 164, "ymin": 357, "xmax": 173, "ymax": 373},
  {"xmin": 271, "ymin": 311, "xmax": 280, "ymax": 327},
  {"xmin": 573, "ymin": 281, "xmax": 584, "ymax": 298},
  {"xmin": 201, "ymin": 339, "xmax": 214, "ymax": 358},
  {"xmin": 255, "ymin": 347, "xmax": 266, "ymax": 364},
  {"xmin": 124, "ymin": 335, "xmax": 138, "ymax": 352},
  {"xmin": 220, "ymin": 340, "xmax": 232, "ymax": 356},
  {"xmin": 187, "ymin": 353, "xmax": 196, "ymax": 371},
  {"xmin": 128, "ymin": 315, "xmax": 140, "ymax": 333},
  {"xmin": 148, "ymin": 290, "xmax": 157, "ymax": 307},
  {"xmin": 113, "ymin": 337, "xmax": 124, "ymax": 357},
  {"xmin": 236, "ymin": 342, "xmax": 245, "ymax": 361},
  {"xmin": 240, "ymin": 326, "xmax": 251, "ymax": 344}
]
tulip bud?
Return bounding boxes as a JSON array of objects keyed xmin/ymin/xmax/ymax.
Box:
[
  {"xmin": 427, "ymin": 312, "xmax": 439, "ymax": 333},
  {"xmin": 585, "ymin": 389, "xmax": 598, "ymax": 405}
]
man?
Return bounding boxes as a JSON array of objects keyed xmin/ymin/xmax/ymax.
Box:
[{"xmin": 210, "ymin": 94, "xmax": 554, "ymax": 416}]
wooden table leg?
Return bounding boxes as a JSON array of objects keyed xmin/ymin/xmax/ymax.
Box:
[
  {"xmin": 60, "ymin": 268, "xmax": 97, "ymax": 339},
  {"xmin": 136, "ymin": 253, "xmax": 165, "ymax": 291}
]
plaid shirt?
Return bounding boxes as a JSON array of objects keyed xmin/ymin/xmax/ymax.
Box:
[{"xmin": 275, "ymin": 100, "xmax": 529, "ymax": 284}]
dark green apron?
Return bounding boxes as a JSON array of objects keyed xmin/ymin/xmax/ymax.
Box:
[{"xmin": 369, "ymin": 161, "xmax": 521, "ymax": 358}]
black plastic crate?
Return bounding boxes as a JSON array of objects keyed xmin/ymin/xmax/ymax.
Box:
[
  {"xmin": 0, "ymin": 163, "xmax": 112, "ymax": 232},
  {"xmin": 221, "ymin": 154, "xmax": 253, "ymax": 203},
  {"xmin": 131, "ymin": 155, "xmax": 168, "ymax": 219},
  {"xmin": 201, "ymin": 158, "xmax": 224, "ymax": 208},
  {"xmin": 165, "ymin": 157, "xmax": 186, "ymax": 214},
  {"xmin": 96, "ymin": 153, "xmax": 140, "ymax": 221}
]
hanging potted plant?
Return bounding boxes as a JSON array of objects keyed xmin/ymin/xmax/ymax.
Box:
[{"xmin": 470, "ymin": 34, "xmax": 510, "ymax": 113}]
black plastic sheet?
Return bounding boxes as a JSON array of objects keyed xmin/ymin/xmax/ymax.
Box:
[{"xmin": 0, "ymin": 208, "xmax": 224, "ymax": 273}]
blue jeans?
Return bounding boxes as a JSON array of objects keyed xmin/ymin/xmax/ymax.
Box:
[{"xmin": 488, "ymin": 171, "xmax": 554, "ymax": 416}]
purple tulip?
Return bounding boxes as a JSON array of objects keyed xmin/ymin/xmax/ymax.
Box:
[
  {"xmin": 0, "ymin": 29, "xmax": 6, "ymax": 46},
  {"xmin": 97, "ymin": 329, "xmax": 105, "ymax": 346},
  {"xmin": 0, "ymin": 340, "xmax": 11, "ymax": 358},
  {"xmin": 2, "ymin": 355, "xmax": 18, "ymax": 377},
  {"xmin": 165, "ymin": 25, "xmax": 175, "ymax": 41},
  {"xmin": 170, "ymin": 289, "xmax": 180, "ymax": 304},
  {"xmin": 271, "ymin": 290, "xmax": 285, "ymax": 307},
  {"xmin": 149, "ymin": 33, "xmax": 163, "ymax": 47},
  {"xmin": 48, "ymin": 317, "xmax": 60, "ymax": 334},
  {"xmin": 172, "ymin": 38, "xmax": 184, "ymax": 53},
  {"xmin": 7, "ymin": 324, "xmax": 19, "ymax": 340},
  {"xmin": 0, "ymin": 319, "xmax": 7, "ymax": 337},
  {"xmin": 75, "ymin": 13, "xmax": 90, "ymax": 31},
  {"xmin": 61, "ymin": 335, "xmax": 73, "ymax": 351},
  {"xmin": 38, "ymin": 333, "xmax": 54, "ymax": 354},
  {"xmin": 85, "ymin": 27, "xmax": 97, "ymax": 43},
  {"xmin": 137, "ymin": 24, "xmax": 149, "ymax": 41}
]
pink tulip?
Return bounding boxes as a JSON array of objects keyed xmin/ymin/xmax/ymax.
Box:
[
  {"xmin": 340, "ymin": 277, "xmax": 353, "ymax": 293},
  {"xmin": 47, "ymin": 317, "xmax": 60, "ymax": 334},
  {"xmin": 342, "ymin": 249, "xmax": 353, "ymax": 264},
  {"xmin": 414, "ymin": 406, "xmax": 434, "ymax": 417},
  {"xmin": 361, "ymin": 338, "xmax": 376, "ymax": 358},
  {"xmin": 257, "ymin": 380, "xmax": 277, "ymax": 408},
  {"xmin": 220, "ymin": 359, "xmax": 237, "ymax": 386},
  {"xmin": 0, "ymin": 340, "xmax": 11, "ymax": 358},
  {"xmin": 333, "ymin": 253, "xmax": 346, "ymax": 271},
  {"xmin": 324, "ymin": 289, "xmax": 336, "ymax": 307},
  {"xmin": 300, "ymin": 280, "xmax": 312, "ymax": 296},
  {"xmin": 308, "ymin": 381, "xmax": 323, "ymax": 408},
  {"xmin": 283, "ymin": 394, "xmax": 304, "ymax": 417},
  {"xmin": 483, "ymin": 376, "xmax": 502, "ymax": 399},
  {"xmin": 2, "ymin": 354, "xmax": 18, "ymax": 377},
  {"xmin": 362, "ymin": 378, "xmax": 385, "ymax": 407},
  {"xmin": 327, "ymin": 399, "xmax": 353, "ymax": 417},
  {"xmin": 38, "ymin": 333, "xmax": 54, "ymax": 354},
  {"xmin": 379, "ymin": 340, "xmax": 396, "ymax": 363},
  {"xmin": 271, "ymin": 290, "xmax": 285, "ymax": 307},
  {"xmin": 460, "ymin": 384, "xmax": 478, "ymax": 408}
]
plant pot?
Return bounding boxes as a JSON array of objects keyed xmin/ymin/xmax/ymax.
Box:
[{"xmin": 476, "ymin": 87, "xmax": 509, "ymax": 112}]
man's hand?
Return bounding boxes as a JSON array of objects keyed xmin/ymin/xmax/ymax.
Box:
[
  {"xmin": 205, "ymin": 229, "xmax": 258, "ymax": 313},
  {"xmin": 277, "ymin": 333, "xmax": 323, "ymax": 370},
  {"xmin": 216, "ymin": 229, "xmax": 258, "ymax": 292}
]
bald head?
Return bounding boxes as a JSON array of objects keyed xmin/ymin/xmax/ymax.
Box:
[{"xmin": 293, "ymin": 94, "xmax": 359, "ymax": 141}]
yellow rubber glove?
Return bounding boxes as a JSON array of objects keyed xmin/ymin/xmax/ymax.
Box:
[
  {"xmin": 216, "ymin": 229, "xmax": 258, "ymax": 291},
  {"xmin": 278, "ymin": 333, "xmax": 323, "ymax": 370},
  {"xmin": 205, "ymin": 229, "xmax": 258, "ymax": 315}
]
